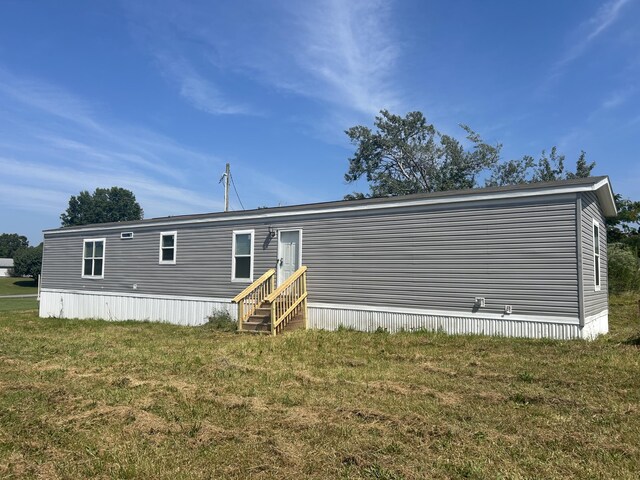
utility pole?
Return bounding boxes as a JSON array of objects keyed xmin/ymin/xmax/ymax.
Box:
[
  {"xmin": 219, "ymin": 163, "xmax": 230, "ymax": 212},
  {"xmin": 224, "ymin": 163, "xmax": 230, "ymax": 212}
]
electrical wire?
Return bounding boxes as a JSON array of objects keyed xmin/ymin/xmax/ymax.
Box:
[{"xmin": 229, "ymin": 173, "xmax": 245, "ymax": 210}]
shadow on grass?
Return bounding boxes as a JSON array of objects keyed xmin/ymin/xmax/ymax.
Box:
[
  {"xmin": 13, "ymin": 279, "xmax": 36, "ymax": 288},
  {"xmin": 623, "ymin": 333, "xmax": 640, "ymax": 346}
]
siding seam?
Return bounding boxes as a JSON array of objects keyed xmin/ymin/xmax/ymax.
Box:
[{"xmin": 576, "ymin": 195, "xmax": 585, "ymax": 326}]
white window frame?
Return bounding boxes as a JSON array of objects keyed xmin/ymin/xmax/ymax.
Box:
[
  {"xmin": 593, "ymin": 219, "xmax": 601, "ymax": 291},
  {"xmin": 231, "ymin": 229, "xmax": 254, "ymax": 283},
  {"xmin": 159, "ymin": 231, "xmax": 177, "ymax": 265},
  {"xmin": 81, "ymin": 238, "xmax": 106, "ymax": 279}
]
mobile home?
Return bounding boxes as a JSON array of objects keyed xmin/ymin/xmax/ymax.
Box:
[{"xmin": 39, "ymin": 176, "xmax": 616, "ymax": 340}]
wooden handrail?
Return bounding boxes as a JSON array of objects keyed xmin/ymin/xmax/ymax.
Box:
[
  {"xmin": 266, "ymin": 266, "xmax": 308, "ymax": 336},
  {"xmin": 264, "ymin": 266, "xmax": 307, "ymax": 303},
  {"xmin": 272, "ymin": 292, "xmax": 307, "ymax": 331},
  {"xmin": 232, "ymin": 269, "xmax": 276, "ymax": 331},
  {"xmin": 233, "ymin": 266, "xmax": 308, "ymax": 335},
  {"xmin": 232, "ymin": 269, "xmax": 276, "ymax": 303}
]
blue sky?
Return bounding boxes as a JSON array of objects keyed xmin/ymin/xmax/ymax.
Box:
[{"xmin": 0, "ymin": 0, "xmax": 638, "ymax": 243}]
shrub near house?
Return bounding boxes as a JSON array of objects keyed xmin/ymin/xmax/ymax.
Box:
[{"xmin": 608, "ymin": 244, "xmax": 640, "ymax": 293}]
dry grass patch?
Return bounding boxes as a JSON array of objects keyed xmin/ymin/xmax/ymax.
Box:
[{"xmin": 0, "ymin": 295, "xmax": 639, "ymax": 478}]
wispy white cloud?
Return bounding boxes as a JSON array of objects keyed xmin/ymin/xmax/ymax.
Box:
[
  {"xmin": 280, "ymin": 0, "xmax": 401, "ymax": 115},
  {"xmin": 0, "ymin": 69, "xmax": 311, "ymax": 238},
  {"xmin": 600, "ymin": 87, "xmax": 636, "ymax": 109},
  {"xmin": 36, "ymin": 134, "xmax": 189, "ymax": 181},
  {"xmin": 0, "ymin": 156, "xmax": 220, "ymax": 215},
  {"xmin": 556, "ymin": 0, "xmax": 631, "ymax": 68},
  {"xmin": 0, "ymin": 69, "xmax": 104, "ymax": 132},
  {"xmin": 124, "ymin": 0, "xmax": 402, "ymax": 118},
  {"xmin": 585, "ymin": 0, "xmax": 631, "ymax": 42},
  {"xmin": 154, "ymin": 53, "xmax": 253, "ymax": 115}
]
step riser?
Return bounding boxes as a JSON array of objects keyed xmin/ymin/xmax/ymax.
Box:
[
  {"xmin": 240, "ymin": 314, "xmax": 305, "ymax": 333},
  {"xmin": 244, "ymin": 325, "xmax": 270, "ymax": 331}
]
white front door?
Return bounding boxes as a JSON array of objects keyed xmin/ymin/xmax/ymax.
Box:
[{"xmin": 277, "ymin": 230, "xmax": 301, "ymax": 286}]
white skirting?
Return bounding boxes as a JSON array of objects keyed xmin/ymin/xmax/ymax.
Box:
[
  {"xmin": 39, "ymin": 289, "xmax": 235, "ymax": 326},
  {"xmin": 580, "ymin": 310, "xmax": 609, "ymax": 340},
  {"xmin": 39, "ymin": 290, "xmax": 608, "ymax": 340},
  {"xmin": 308, "ymin": 302, "xmax": 596, "ymax": 340}
]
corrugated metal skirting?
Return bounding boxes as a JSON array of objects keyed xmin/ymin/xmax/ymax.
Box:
[
  {"xmin": 308, "ymin": 305, "xmax": 584, "ymax": 340},
  {"xmin": 40, "ymin": 290, "xmax": 235, "ymax": 326},
  {"xmin": 39, "ymin": 290, "xmax": 605, "ymax": 340}
]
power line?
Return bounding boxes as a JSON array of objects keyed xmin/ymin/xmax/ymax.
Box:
[{"xmin": 229, "ymin": 172, "xmax": 245, "ymax": 210}]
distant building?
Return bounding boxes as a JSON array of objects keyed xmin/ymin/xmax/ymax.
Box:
[{"xmin": 0, "ymin": 258, "xmax": 14, "ymax": 277}]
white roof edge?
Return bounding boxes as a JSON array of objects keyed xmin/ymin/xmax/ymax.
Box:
[
  {"xmin": 43, "ymin": 180, "xmax": 616, "ymax": 236},
  {"xmin": 592, "ymin": 177, "xmax": 617, "ymax": 217}
]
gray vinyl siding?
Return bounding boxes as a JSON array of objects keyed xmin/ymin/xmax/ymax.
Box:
[
  {"xmin": 580, "ymin": 192, "xmax": 608, "ymax": 318},
  {"xmin": 42, "ymin": 194, "xmax": 580, "ymax": 319}
]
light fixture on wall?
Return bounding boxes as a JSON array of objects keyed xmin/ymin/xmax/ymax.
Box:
[{"xmin": 268, "ymin": 226, "xmax": 276, "ymax": 238}]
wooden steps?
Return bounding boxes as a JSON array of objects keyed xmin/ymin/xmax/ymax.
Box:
[
  {"xmin": 241, "ymin": 301, "xmax": 304, "ymax": 334},
  {"xmin": 233, "ymin": 266, "xmax": 308, "ymax": 336}
]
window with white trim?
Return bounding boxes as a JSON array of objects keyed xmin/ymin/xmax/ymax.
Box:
[
  {"xmin": 82, "ymin": 239, "xmax": 105, "ymax": 278},
  {"xmin": 232, "ymin": 230, "xmax": 254, "ymax": 282},
  {"xmin": 159, "ymin": 231, "xmax": 177, "ymax": 264},
  {"xmin": 593, "ymin": 220, "xmax": 601, "ymax": 291}
]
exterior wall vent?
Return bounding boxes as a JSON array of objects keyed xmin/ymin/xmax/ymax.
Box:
[{"xmin": 121, "ymin": 232, "xmax": 134, "ymax": 239}]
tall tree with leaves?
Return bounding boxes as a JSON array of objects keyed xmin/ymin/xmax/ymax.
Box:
[
  {"xmin": 344, "ymin": 110, "xmax": 501, "ymax": 199},
  {"xmin": 0, "ymin": 233, "xmax": 29, "ymax": 258},
  {"xmin": 345, "ymin": 110, "xmax": 596, "ymax": 198},
  {"xmin": 486, "ymin": 149, "xmax": 595, "ymax": 186},
  {"xmin": 61, "ymin": 187, "xmax": 144, "ymax": 227},
  {"xmin": 607, "ymin": 194, "xmax": 640, "ymax": 241},
  {"xmin": 12, "ymin": 243, "xmax": 43, "ymax": 283}
]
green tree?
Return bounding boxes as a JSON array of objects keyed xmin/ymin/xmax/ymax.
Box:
[
  {"xmin": 606, "ymin": 195, "xmax": 640, "ymax": 260},
  {"xmin": 485, "ymin": 156, "xmax": 535, "ymax": 188},
  {"xmin": 566, "ymin": 151, "xmax": 596, "ymax": 179},
  {"xmin": 486, "ymin": 149, "xmax": 595, "ymax": 186},
  {"xmin": 12, "ymin": 244, "xmax": 43, "ymax": 282},
  {"xmin": 0, "ymin": 233, "xmax": 29, "ymax": 258},
  {"xmin": 345, "ymin": 110, "xmax": 595, "ymax": 197},
  {"xmin": 61, "ymin": 187, "xmax": 144, "ymax": 227},
  {"xmin": 607, "ymin": 194, "xmax": 640, "ymax": 240},
  {"xmin": 344, "ymin": 110, "xmax": 501, "ymax": 198}
]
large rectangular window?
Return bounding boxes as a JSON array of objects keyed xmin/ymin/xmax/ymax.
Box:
[
  {"xmin": 82, "ymin": 239, "xmax": 105, "ymax": 278},
  {"xmin": 159, "ymin": 231, "xmax": 177, "ymax": 265},
  {"xmin": 232, "ymin": 230, "xmax": 254, "ymax": 282},
  {"xmin": 593, "ymin": 220, "xmax": 601, "ymax": 291}
]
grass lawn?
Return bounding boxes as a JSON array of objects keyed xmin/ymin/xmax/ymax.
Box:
[
  {"xmin": 0, "ymin": 296, "xmax": 639, "ymax": 479},
  {"xmin": 0, "ymin": 297, "xmax": 38, "ymax": 312},
  {"xmin": 0, "ymin": 277, "xmax": 37, "ymax": 296}
]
